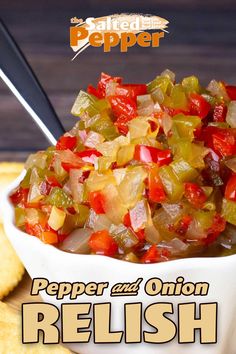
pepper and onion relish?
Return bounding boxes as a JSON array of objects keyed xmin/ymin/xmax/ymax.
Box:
[{"xmin": 10, "ymin": 70, "xmax": 236, "ymax": 263}]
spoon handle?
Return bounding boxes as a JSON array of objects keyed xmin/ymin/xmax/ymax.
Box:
[{"xmin": 0, "ymin": 18, "xmax": 65, "ymax": 145}]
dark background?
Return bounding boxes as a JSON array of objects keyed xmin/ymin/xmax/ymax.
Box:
[{"xmin": 0, "ymin": 0, "xmax": 236, "ymax": 161}]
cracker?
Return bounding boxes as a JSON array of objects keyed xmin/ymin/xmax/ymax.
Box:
[
  {"xmin": 0, "ymin": 225, "xmax": 25, "ymax": 299},
  {"xmin": 0, "ymin": 162, "xmax": 24, "ymax": 175},
  {"xmin": 0, "ymin": 301, "xmax": 71, "ymax": 353}
]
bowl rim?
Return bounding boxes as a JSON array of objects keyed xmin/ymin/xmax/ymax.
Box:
[{"xmin": 2, "ymin": 170, "xmax": 236, "ymax": 270}]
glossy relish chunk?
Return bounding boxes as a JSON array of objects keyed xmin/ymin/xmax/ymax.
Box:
[{"xmin": 10, "ymin": 71, "xmax": 236, "ymax": 263}]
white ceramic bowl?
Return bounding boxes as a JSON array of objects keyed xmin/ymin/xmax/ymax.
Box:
[{"xmin": 1, "ymin": 171, "xmax": 236, "ymax": 354}]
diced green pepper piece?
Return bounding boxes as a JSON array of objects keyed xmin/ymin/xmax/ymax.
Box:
[
  {"xmin": 159, "ymin": 165, "xmax": 184, "ymax": 202},
  {"xmin": 170, "ymin": 158, "xmax": 198, "ymax": 182},
  {"xmin": 164, "ymin": 84, "xmax": 188, "ymax": 109},
  {"xmin": 182, "ymin": 76, "xmax": 200, "ymax": 93},
  {"xmin": 222, "ymin": 199, "xmax": 236, "ymax": 226},
  {"xmin": 60, "ymin": 207, "xmax": 89, "ymax": 235},
  {"xmin": 193, "ymin": 210, "xmax": 215, "ymax": 230},
  {"xmin": 71, "ymin": 90, "xmax": 109, "ymax": 117},
  {"xmin": 74, "ymin": 204, "xmax": 90, "ymax": 226},
  {"xmin": 170, "ymin": 139, "xmax": 209, "ymax": 169},
  {"xmin": 90, "ymin": 112, "xmax": 118, "ymax": 140},
  {"xmin": 172, "ymin": 114, "xmax": 201, "ymax": 140},
  {"xmin": 147, "ymin": 76, "xmax": 172, "ymax": 94},
  {"xmin": 47, "ymin": 187, "xmax": 73, "ymax": 208},
  {"xmin": 20, "ymin": 169, "xmax": 32, "ymax": 188},
  {"xmin": 15, "ymin": 207, "xmax": 25, "ymax": 227},
  {"xmin": 110, "ymin": 225, "xmax": 139, "ymax": 250}
]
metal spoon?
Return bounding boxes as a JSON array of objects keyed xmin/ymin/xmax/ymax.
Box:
[{"xmin": 0, "ymin": 18, "xmax": 65, "ymax": 145}]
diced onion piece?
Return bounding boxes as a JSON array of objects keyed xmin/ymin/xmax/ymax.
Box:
[
  {"xmin": 128, "ymin": 117, "xmax": 150, "ymax": 139},
  {"xmin": 86, "ymin": 209, "xmax": 98, "ymax": 229},
  {"xmin": 224, "ymin": 157, "xmax": 236, "ymax": 172},
  {"xmin": 78, "ymin": 130, "xmax": 88, "ymax": 143},
  {"xmin": 30, "ymin": 168, "xmax": 41, "ymax": 185},
  {"xmin": 137, "ymin": 94, "xmax": 154, "ymax": 116},
  {"xmin": 25, "ymin": 152, "xmax": 48, "ymax": 170},
  {"xmin": 159, "ymin": 238, "xmax": 188, "ymax": 255},
  {"xmin": 93, "ymin": 214, "xmax": 112, "ymax": 232},
  {"xmin": 60, "ymin": 228, "xmax": 93, "ymax": 254},
  {"xmin": 86, "ymin": 171, "xmax": 116, "ymax": 192},
  {"xmin": 96, "ymin": 141, "xmax": 120, "ymax": 158},
  {"xmin": 118, "ymin": 166, "xmax": 147, "ymax": 208},
  {"xmin": 102, "ymin": 184, "xmax": 127, "ymax": 225},
  {"xmin": 97, "ymin": 156, "xmax": 115, "ymax": 173},
  {"xmin": 69, "ymin": 169, "xmax": 84, "ymax": 203},
  {"xmin": 48, "ymin": 206, "xmax": 66, "ymax": 231},
  {"xmin": 28, "ymin": 183, "xmax": 44, "ymax": 203},
  {"xmin": 186, "ymin": 218, "xmax": 206, "ymax": 240},
  {"xmin": 207, "ymin": 80, "xmax": 229, "ymax": 100},
  {"xmin": 25, "ymin": 208, "xmax": 39, "ymax": 225},
  {"xmin": 151, "ymin": 87, "xmax": 164, "ymax": 104},
  {"xmin": 62, "ymin": 181, "xmax": 72, "ymax": 195},
  {"xmin": 161, "ymin": 69, "xmax": 176, "ymax": 83},
  {"xmin": 84, "ymin": 131, "xmax": 105, "ymax": 148},
  {"xmin": 226, "ymin": 101, "xmax": 236, "ymax": 128},
  {"xmin": 96, "ymin": 135, "xmax": 129, "ymax": 158},
  {"xmin": 130, "ymin": 200, "xmax": 150, "ymax": 232},
  {"xmin": 162, "ymin": 112, "xmax": 173, "ymax": 135},
  {"xmin": 117, "ymin": 145, "xmax": 135, "ymax": 166},
  {"xmin": 113, "ymin": 168, "xmax": 127, "ymax": 185},
  {"xmin": 162, "ymin": 203, "xmax": 183, "ymax": 221},
  {"xmin": 53, "ymin": 155, "xmax": 67, "ymax": 178},
  {"xmin": 144, "ymin": 223, "xmax": 161, "ymax": 244},
  {"xmin": 106, "ymin": 82, "xmax": 118, "ymax": 96}
]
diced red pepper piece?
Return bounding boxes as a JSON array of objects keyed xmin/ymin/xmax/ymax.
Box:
[
  {"xmin": 148, "ymin": 166, "xmax": 166, "ymax": 203},
  {"xmin": 123, "ymin": 212, "xmax": 132, "ymax": 228},
  {"xmin": 115, "ymin": 84, "xmax": 147, "ymax": 100},
  {"xmin": 213, "ymin": 104, "xmax": 227, "ymax": 122},
  {"xmin": 135, "ymin": 229, "xmax": 145, "ymax": 242},
  {"xmin": 59, "ymin": 151, "xmax": 89, "ymax": 172},
  {"xmin": 88, "ymin": 191, "xmax": 106, "ymax": 214},
  {"xmin": 225, "ymin": 85, "xmax": 236, "ymax": 100},
  {"xmin": 88, "ymin": 73, "xmax": 122, "ymax": 98},
  {"xmin": 189, "ymin": 93, "xmax": 211, "ymax": 119},
  {"xmin": 89, "ymin": 230, "xmax": 118, "ymax": 256},
  {"xmin": 205, "ymin": 213, "xmax": 226, "ymax": 245},
  {"xmin": 87, "ymin": 84, "xmax": 101, "ymax": 98},
  {"xmin": 10, "ymin": 187, "xmax": 29, "ymax": 207},
  {"xmin": 141, "ymin": 245, "xmax": 170, "ymax": 264},
  {"xmin": 41, "ymin": 231, "xmax": 58, "ymax": 244},
  {"xmin": 25, "ymin": 222, "xmax": 44, "ymax": 238},
  {"xmin": 163, "ymin": 107, "xmax": 190, "ymax": 117},
  {"xmin": 76, "ymin": 149, "xmax": 102, "ymax": 164},
  {"xmin": 56, "ymin": 136, "xmax": 77, "ymax": 151},
  {"xmin": 109, "ymin": 95, "xmax": 137, "ymax": 135},
  {"xmin": 184, "ymin": 182, "xmax": 207, "ymax": 208},
  {"xmin": 134, "ymin": 145, "xmax": 172, "ymax": 166},
  {"xmin": 201, "ymin": 126, "xmax": 236, "ymax": 157},
  {"xmin": 225, "ymin": 174, "xmax": 236, "ymax": 201}
]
